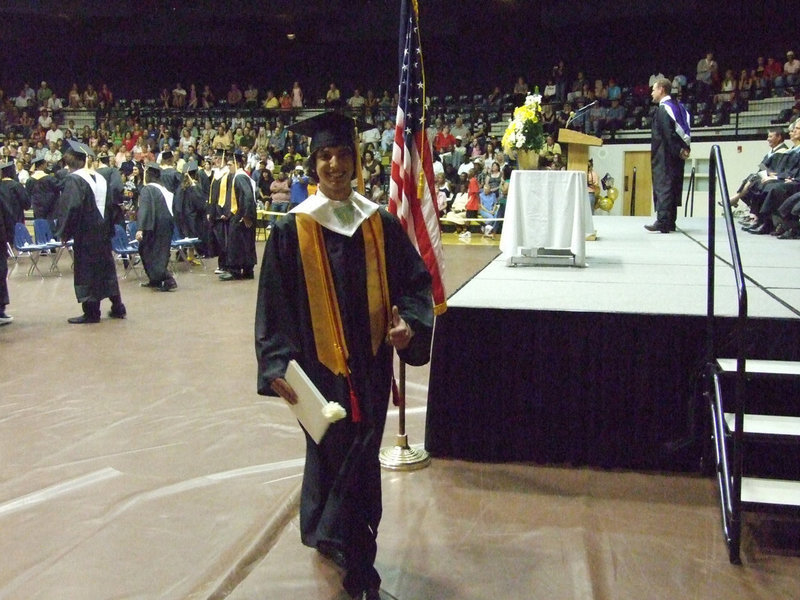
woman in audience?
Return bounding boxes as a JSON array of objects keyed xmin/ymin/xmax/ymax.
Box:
[
  {"xmin": 83, "ymin": 84, "xmax": 98, "ymax": 109},
  {"xmin": 201, "ymin": 85, "xmax": 215, "ymax": 108},
  {"xmin": 187, "ymin": 83, "xmax": 198, "ymax": 109},
  {"xmin": 361, "ymin": 149, "xmax": 383, "ymax": 202},
  {"xmin": 291, "ymin": 81, "xmax": 304, "ymax": 108},
  {"xmin": 68, "ymin": 83, "xmax": 82, "ymax": 108},
  {"xmin": 738, "ymin": 69, "xmax": 754, "ymax": 99}
]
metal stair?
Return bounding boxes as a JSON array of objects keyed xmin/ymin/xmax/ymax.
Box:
[{"xmin": 704, "ymin": 147, "xmax": 800, "ymax": 564}]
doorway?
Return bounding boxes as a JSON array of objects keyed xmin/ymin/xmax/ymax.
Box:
[{"xmin": 623, "ymin": 151, "xmax": 653, "ymax": 216}]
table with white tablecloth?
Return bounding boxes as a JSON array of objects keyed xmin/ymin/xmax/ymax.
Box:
[{"xmin": 499, "ymin": 170, "xmax": 595, "ymax": 267}]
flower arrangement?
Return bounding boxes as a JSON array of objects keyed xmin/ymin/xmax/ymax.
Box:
[{"xmin": 501, "ymin": 93, "xmax": 545, "ymax": 153}]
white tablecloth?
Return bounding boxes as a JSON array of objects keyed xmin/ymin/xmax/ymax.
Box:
[{"xmin": 499, "ymin": 170, "xmax": 594, "ymax": 267}]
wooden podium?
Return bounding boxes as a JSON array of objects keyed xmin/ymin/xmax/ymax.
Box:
[{"xmin": 558, "ymin": 128, "xmax": 602, "ymax": 172}]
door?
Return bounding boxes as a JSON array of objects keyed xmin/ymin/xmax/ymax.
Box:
[{"xmin": 623, "ymin": 151, "xmax": 652, "ymax": 216}]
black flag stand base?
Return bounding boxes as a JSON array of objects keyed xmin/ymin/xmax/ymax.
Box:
[
  {"xmin": 379, "ymin": 433, "xmax": 431, "ymax": 471},
  {"xmin": 379, "ymin": 360, "xmax": 431, "ymax": 471}
]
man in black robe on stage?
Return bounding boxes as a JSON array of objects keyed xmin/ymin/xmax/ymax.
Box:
[
  {"xmin": 56, "ymin": 140, "xmax": 126, "ymax": 323},
  {"xmin": 255, "ymin": 112, "xmax": 434, "ymax": 600},
  {"xmin": 0, "ymin": 160, "xmax": 31, "ymax": 225},
  {"xmin": 646, "ymin": 77, "xmax": 691, "ymax": 233},
  {"xmin": 135, "ymin": 163, "xmax": 177, "ymax": 291},
  {"xmin": 219, "ymin": 150, "xmax": 257, "ymax": 280}
]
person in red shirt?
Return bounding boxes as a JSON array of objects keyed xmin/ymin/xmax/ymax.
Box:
[
  {"xmin": 433, "ymin": 125, "xmax": 456, "ymax": 154},
  {"xmin": 465, "ymin": 165, "xmax": 480, "ymax": 218}
]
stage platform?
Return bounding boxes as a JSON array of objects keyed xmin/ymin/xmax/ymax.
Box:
[{"xmin": 426, "ymin": 216, "xmax": 800, "ymax": 470}]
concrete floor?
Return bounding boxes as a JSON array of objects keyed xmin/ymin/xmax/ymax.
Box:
[{"xmin": 0, "ymin": 237, "xmax": 798, "ymax": 599}]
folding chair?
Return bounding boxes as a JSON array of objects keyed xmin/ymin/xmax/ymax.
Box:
[
  {"xmin": 13, "ymin": 223, "xmax": 49, "ymax": 278},
  {"xmin": 32, "ymin": 219, "xmax": 67, "ymax": 276},
  {"xmin": 170, "ymin": 224, "xmax": 204, "ymax": 270},
  {"xmin": 111, "ymin": 224, "xmax": 142, "ymax": 280}
]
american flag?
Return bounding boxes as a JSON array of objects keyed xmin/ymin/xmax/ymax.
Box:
[{"xmin": 389, "ymin": 0, "xmax": 447, "ymax": 315}]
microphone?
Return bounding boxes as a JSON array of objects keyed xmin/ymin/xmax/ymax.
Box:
[{"xmin": 566, "ymin": 101, "xmax": 597, "ymax": 128}]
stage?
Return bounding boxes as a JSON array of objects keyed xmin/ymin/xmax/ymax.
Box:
[{"xmin": 426, "ymin": 216, "xmax": 800, "ymax": 470}]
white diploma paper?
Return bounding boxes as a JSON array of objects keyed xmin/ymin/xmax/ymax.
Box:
[{"xmin": 284, "ymin": 360, "xmax": 331, "ymax": 444}]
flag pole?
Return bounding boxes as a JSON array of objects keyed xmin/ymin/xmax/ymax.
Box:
[
  {"xmin": 379, "ymin": 359, "xmax": 431, "ymax": 470},
  {"xmin": 380, "ymin": 0, "xmax": 442, "ymax": 471}
]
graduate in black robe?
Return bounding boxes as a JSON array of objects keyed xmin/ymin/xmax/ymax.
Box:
[
  {"xmin": 26, "ymin": 157, "xmax": 61, "ymax": 226},
  {"xmin": 646, "ymin": 78, "xmax": 691, "ymax": 233},
  {"xmin": 56, "ymin": 140, "xmax": 126, "ymax": 323},
  {"xmin": 206, "ymin": 150, "xmax": 231, "ymax": 268},
  {"xmin": 255, "ymin": 113, "xmax": 434, "ymax": 600},
  {"xmin": 0, "ymin": 164, "xmax": 15, "ymax": 324},
  {"xmin": 0, "ymin": 161, "xmax": 31, "ymax": 225},
  {"xmin": 219, "ymin": 150, "xmax": 257, "ymax": 280},
  {"xmin": 136, "ymin": 163, "xmax": 177, "ymax": 291},
  {"xmin": 158, "ymin": 149, "xmax": 183, "ymax": 193}
]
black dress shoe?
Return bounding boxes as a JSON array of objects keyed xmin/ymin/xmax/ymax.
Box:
[
  {"xmin": 108, "ymin": 305, "xmax": 127, "ymax": 319},
  {"xmin": 644, "ymin": 222, "xmax": 670, "ymax": 233},
  {"xmin": 140, "ymin": 281, "xmax": 158, "ymax": 287},
  {"xmin": 748, "ymin": 223, "xmax": 772, "ymax": 234},
  {"xmin": 68, "ymin": 314, "xmax": 100, "ymax": 324},
  {"xmin": 778, "ymin": 228, "xmax": 800, "ymax": 239}
]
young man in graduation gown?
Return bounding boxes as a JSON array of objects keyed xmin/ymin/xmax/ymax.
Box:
[
  {"xmin": 56, "ymin": 140, "xmax": 126, "ymax": 323},
  {"xmin": 173, "ymin": 160, "xmax": 208, "ymax": 260},
  {"xmin": 26, "ymin": 156, "xmax": 61, "ymax": 227},
  {"xmin": 158, "ymin": 149, "xmax": 183, "ymax": 194},
  {"xmin": 135, "ymin": 162, "xmax": 177, "ymax": 291},
  {"xmin": 255, "ymin": 113, "xmax": 434, "ymax": 600},
  {"xmin": 206, "ymin": 149, "xmax": 231, "ymax": 272},
  {"xmin": 0, "ymin": 167, "xmax": 15, "ymax": 325},
  {"xmin": 646, "ymin": 77, "xmax": 691, "ymax": 233},
  {"xmin": 219, "ymin": 150, "xmax": 257, "ymax": 280},
  {"xmin": 0, "ymin": 160, "xmax": 31, "ymax": 225}
]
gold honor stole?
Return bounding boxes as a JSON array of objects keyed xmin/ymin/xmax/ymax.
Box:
[
  {"xmin": 296, "ymin": 211, "xmax": 391, "ymax": 422},
  {"xmin": 216, "ymin": 173, "xmax": 238, "ymax": 215}
]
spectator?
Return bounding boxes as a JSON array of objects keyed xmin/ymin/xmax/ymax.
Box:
[
  {"xmin": 695, "ymin": 51, "xmax": 718, "ymax": 99},
  {"xmin": 262, "ymin": 90, "xmax": 279, "ymax": 109},
  {"xmin": 172, "ymin": 83, "xmax": 187, "ymax": 108},
  {"xmin": 347, "ymin": 88, "xmax": 366, "ymax": 112},
  {"xmin": 187, "ymin": 83, "xmax": 198, "ymax": 109},
  {"xmin": 36, "ymin": 81, "xmax": 53, "ymax": 107},
  {"xmin": 433, "ymin": 124, "xmax": 456, "ymax": 154},
  {"xmin": 201, "ymin": 84, "xmax": 215, "ymax": 108},
  {"xmin": 83, "ymin": 84, "xmax": 98, "ymax": 109},
  {"xmin": 291, "ymin": 81, "xmax": 303, "ymax": 108},
  {"xmin": 783, "ymin": 50, "xmax": 800, "ymax": 92},
  {"xmin": 325, "ymin": 82, "xmax": 341, "ymax": 107},
  {"xmin": 227, "ymin": 83, "xmax": 243, "ymax": 107},
  {"xmin": 244, "ymin": 83, "xmax": 259, "ymax": 108},
  {"xmin": 279, "ymin": 91, "xmax": 292, "ymax": 110},
  {"xmin": 37, "ymin": 108, "xmax": 53, "ymax": 130}
]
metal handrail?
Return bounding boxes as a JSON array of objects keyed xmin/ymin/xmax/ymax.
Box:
[
  {"xmin": 707, "ymin": 144, "xmax": 748, "ymax": 559},
  {"xmin": 683, "ymin": 166, "xmax": 696, "ymax": 217}
]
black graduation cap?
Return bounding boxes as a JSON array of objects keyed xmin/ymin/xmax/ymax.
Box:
[
  {"xmin": 161, "ymin": 149, "xmax": 173, "ymax": 160},
  {"xmin": 287, "ymin": 112, "xmax": 370, "ymax": 155},
  {"xmin": 232, "ymin": 148, "xmax": 245, "ymax": 164},
  {"xmin": 214, "ymin": 147, "xmax": 227, "ymax": 157},
  {"xmin": 0, "ymin": 160, "xmax": 15, "ymax": 171},
  {"xmin": 63, "ymin": 139, "xmax": 95, "ymax": 158},
  {"xmin": 183, "ymin": 159, "xmax": 198, "ymax": 174},
  {"xmin": 145, "ymin": 161, "xmax": 161, "ymax": 174},
  {"xmin": 31, "ymin": 156, "xmax": 46, "ymax": 166}
]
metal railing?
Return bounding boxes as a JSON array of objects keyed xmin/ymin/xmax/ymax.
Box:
[{"xmin": 706, "ymin": 144, "xmax": 748, "ymax": 562}]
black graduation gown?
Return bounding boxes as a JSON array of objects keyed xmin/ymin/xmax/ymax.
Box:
[
  {"xmin": 160, "ymin": 167, "xmax": 182, "ymax": 194},
  {"xmin": 226, "ymin": 172, "xmax": 257, "ymax": 271},
  {"xmin": 206, "ymin": 171, "xmax": 230, "ymax": 264},
  {"xmin": 0, "ymin": 192, "xmax": 14, "ymax": 306},
  {"xmin": 26, "ymin": 172, "xmax": 61, "ymax": 221},
  {"xmin": 137, "ymin": 184, "xmax": 174, "ymax": 284},
  {"xmin": 255, "ymin": 206, "xmax": 433, "ymax": 593},
  {"xmin": 651, "ymin": 103, "xmax": 688, "ymax": 225},
  {"xmin": 96, "ymin": 166, "xmax": 126, "ymax": 232},
  {"xmin": 0, "ymin": 178, "xmax": 31, "ymax": 224},
  {"xmin": 56, "ymin": 172, "xmax": 121, "ymax": 303}
]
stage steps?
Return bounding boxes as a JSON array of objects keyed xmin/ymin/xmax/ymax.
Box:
[{"xmin": 707, "ymin": 357, "xmax": 800, "ymax": 564}]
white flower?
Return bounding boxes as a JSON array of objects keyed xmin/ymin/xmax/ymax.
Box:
[{"xmin": 322, "ymin": 402, "xmax": 347, "ymax": 423}]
